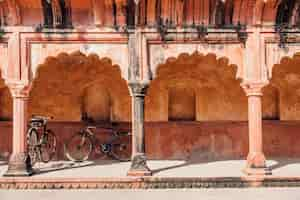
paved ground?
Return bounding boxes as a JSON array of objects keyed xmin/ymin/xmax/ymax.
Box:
[
  {"xmin": 1, "ymin": 188, "xmax": 300, "ymax": 200},
  {"xmin": 1, "ymin": 158, "xmax": 300, "ymax": 177}
]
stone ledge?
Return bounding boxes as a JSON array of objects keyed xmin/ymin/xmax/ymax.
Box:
[{"xmin": 1, "ymin": 177, "xmax": 300, "ymax": 189}]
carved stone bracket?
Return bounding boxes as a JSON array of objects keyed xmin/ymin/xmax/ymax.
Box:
[
  {"xmin": 128, "ymin": 81, "xmax": 149, "ymax": 97},
  {"xmin": 235, "ymin": 22, "xmax": 248, "ymax": 47},
  {"xmin": 6, "ymin": 0, "xmax": 21, "ymax": 26},
  {"xmin": 241, "ymin": 82, "xmax": 268, "ymax": 97},
  {"xmin": 6, "ymin": 81, "xmax": 31, "ymax": 99}
]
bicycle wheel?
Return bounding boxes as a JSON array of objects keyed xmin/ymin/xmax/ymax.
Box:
[
  {"xmin": 27, "ymin": 128, "xmax": 39, "ymax": 165},
  {"xmin": 64, "ymin": 132, "xmax": 93, "ymax": 162},
  {"xmin": 40, "ymin": 130, "xmax": 57, "ymax": 163},
  {"xmin": 109, "ymin": 134, "xmax": 131, "ymax": 162}
]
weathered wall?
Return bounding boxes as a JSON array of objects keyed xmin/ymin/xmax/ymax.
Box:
[{"xmin": 1, "ymin": 121, "xmax": 300, "ymax": 161}]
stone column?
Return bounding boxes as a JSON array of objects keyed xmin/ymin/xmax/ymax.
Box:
[
  {"xmin": 242, "ymin": 83, "xmax": 271, "ymax": 176},
  {"xmin": 127, "ymin": 81, "xmax": 152, "ymax": 176},
  {"xmin": 4, "ymin": 83, "xmax": 33, "ymax": 176}
]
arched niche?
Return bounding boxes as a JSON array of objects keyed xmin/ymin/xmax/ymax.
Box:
[
  {"xmin": 146, "ymin": 52, "xmax": 247, "ymax": 122},
  {"xmin": 268, "ymin": 52, "xmax": 300, "ymax": 120},
  {"xmin": 82, "ymin": 84, "xmax": 111, "ymax": 122},
  {"xmin": 29, "ymin": 51, "xmax": 131, "ymax": 122},
  {"xmin": 168, "ymin": 84, "xmax": 196, "ymax": 121}
]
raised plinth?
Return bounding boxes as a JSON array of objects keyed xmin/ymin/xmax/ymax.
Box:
[{"xmin": 0, "ymin": 176, "xmax": 300, "ymax": 189}]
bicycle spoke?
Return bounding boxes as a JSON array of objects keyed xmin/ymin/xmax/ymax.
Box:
[
  {"xmin": 64, "ymin": 132, "xmax": 93, "ymax": 162},
  {"xmin": 27, "ymin": 129, "xmax": 39, "ymax": 166},
  {"xmin": 109, "ymin": 134, "xmax": 131, "ymax": 162},
  {"xmin": 40, "ymin": 130, "xmax": 57, "ymax": 163}
]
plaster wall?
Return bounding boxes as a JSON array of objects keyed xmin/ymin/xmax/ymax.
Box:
[{"xmin": 0, "ymin": 121, "xmax": 300, "ymax": 161}]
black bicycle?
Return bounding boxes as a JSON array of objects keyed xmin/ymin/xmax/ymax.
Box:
[
  {"xmin": 27, "ymin": 115, "xmax": 57, "ymax": 165},
  {"xmin": 64, "ymin": 123, "xmax": 131, "ymax": 162}
]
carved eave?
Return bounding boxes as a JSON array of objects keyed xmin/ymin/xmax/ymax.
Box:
[{"xmin": 0, "ymin": 0, "xmax": 297, "ymax": 29}]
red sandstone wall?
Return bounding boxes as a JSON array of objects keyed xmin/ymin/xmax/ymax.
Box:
[{"xmin": 0, "ymin": 121, "xmax": 300, "ymax": 161}]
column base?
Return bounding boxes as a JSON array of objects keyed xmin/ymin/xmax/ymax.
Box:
[
  {"xmin": 4, "ymin": 152, "xmax": 33, "ymax": 177},
  {"xmin": 246, "ymin": 152, "xmax": 266, "ymax": 168},
  {"xmin": 243, "ymin": 152, "xmax": 271, "ymax": 176},
  {"xmin": 127, "ymin": 154, "xmax": 152, "ymax": 176},
  {"xmin": 243, "ymin": 166, "xmax": 272, "ymax": 176}
]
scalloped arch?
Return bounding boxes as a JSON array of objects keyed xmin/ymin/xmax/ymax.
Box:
[
  {"xmin": 29, "ymin": 50, "xmax": 131, "ymax": 121},
  {"xmin": 268, "ymin": 52, "xmax": 300, "ymax": 120},
  {"xmin": 145, "ymin": 51, "xmax": 247, "ymax": 121}
]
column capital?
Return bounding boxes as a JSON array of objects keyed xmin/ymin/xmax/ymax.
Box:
[
  {"xmin": 128, "ymin": 81, "xmax": 150, "ymax": 97},
  {"xmin": 241, "ymin": 82, "xmax": 268, "ymax": 97},
  {"xmin": 6, "ymin": 81, "xmax": 30, "ymax": 99}
]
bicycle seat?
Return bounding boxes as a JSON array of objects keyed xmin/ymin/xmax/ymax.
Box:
[
  {"xmin": 31, "ymin": 115, "xmax": 53, "ymax": 120},
  {"xmin": 29, "ymin": 115, "xmax": 52, "ymax": 126},
  {"xmin": 87, "ymin": 126, "xmax": 97, "ymax": 129}
]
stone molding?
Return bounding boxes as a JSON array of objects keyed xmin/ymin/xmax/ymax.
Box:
[
  {"xmin": 5, "ymin": 81, "xmax": 30, "ymax": 99},
  {"xmin": 1, "ymin": 176, "xmax": 300, "ymax": 189},
  {"xmin": 241, "ymin": 82, "xmax": 269, "ymax": 97},
  {"xmin": 128, "ymin": 81, "xmax": 149, "ymax": 97}
]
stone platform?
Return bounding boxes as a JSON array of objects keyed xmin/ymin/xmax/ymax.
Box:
[{"xmin": 1, "ymin": 159, "xmax": 300, "ymax": 189}]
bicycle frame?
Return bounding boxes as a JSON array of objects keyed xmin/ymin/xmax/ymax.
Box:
[
  {"xmin": 28, "ymin": 124, "xmax": 48, "ymax": 146},
  {"xmin": 82, "ymin": 127, "xmax": 127, "ymax": 154},
  {"xmin": 64, "ymin": 123, "xmax": 131, "ymax": 162},
  {"xmin": 27, "ymin": 116, "xmax": 57, "ymax": 164}
]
